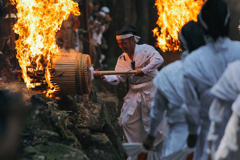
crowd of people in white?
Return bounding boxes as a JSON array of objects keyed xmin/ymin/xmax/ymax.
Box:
[
  {"xmin": 143, "ymin": 0, "xmax": 240, "ymax": 159},
  {"xmin": 88, "ymin": 1, "xmax": 111, "ymax": 68},
  {"xmin": 95, "ymin": 0, "xmax": 240, "ymax": 159}
]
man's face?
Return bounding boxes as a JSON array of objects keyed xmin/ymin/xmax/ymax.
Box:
[
  {"xmin": 117, "ymin": 37, "xmax": 134, "ymax": 54},
  {"xmin": 94, "ymin": 4, "xmax": 99, "ymax": 11}
]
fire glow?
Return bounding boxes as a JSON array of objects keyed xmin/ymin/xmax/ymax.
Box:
[
  {"xmin": 12, "ymin": 0, "xmax": 80, "ymax": 98},
  {"xmin": 153, "ymin": 0, "xmax": 205, "ymax": 52}
]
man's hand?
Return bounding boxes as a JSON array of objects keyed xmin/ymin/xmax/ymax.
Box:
[
  {"xmin": 136, "ymin": 69, "xmax": 144, "ymax": 76},
  {"xmin": 187, "ymin": 134, "xmax": 198, "ymax": 148},
  {"xmin": 143, "ymin": 135, "xmax": 155, "ymax": 150},
  {"xmin": 93, "ymin": 71, "xmax": 104, "ymax": 79}
]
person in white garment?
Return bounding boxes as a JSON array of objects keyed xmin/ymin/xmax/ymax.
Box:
[
  {"xmin": 215, "ymin": 77, "xmax": 240, "ymax": 160},
  {"xmin": 142, "ymin": 21, "xmax": 205, "ymax": 157},
  {"xmin": 90, "ymin": 11, "xmax": 106, "ymax": 67},
  {"xmin": 91, "ymin": 11, "xmax": 106, "ymax": 46},
  {"xmin": 94, "ymin": 25, "xmax": 166, "ymax": 159},
  {"xmin": 182, "ymin": 0, "xmax": 240, "ymax": 160},
  {"xmin": 215, "ymin": 96, "xmax": 240, "ymax": 160},
  {"xmin": 100, "ymin": 6, "xmax": 112, "ymax": 31},
  {"xmin": 208, "ymin": 60, "xmax": 240, "ymax": 160}
]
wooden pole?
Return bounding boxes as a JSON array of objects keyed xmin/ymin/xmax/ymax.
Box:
[
  {"xmin": 82, "ymin": 0, "xmax": 91, "ymax": 55},
  {"xmin": 93, "ymin": 70, "xmax": 137, "ymax": 75}
]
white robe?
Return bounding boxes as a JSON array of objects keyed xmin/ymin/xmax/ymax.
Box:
[
  {"xmin": 182, "ymin": 37, "xmax": 240, "ymax": 160},
  {"xmin": 215, "ymin": 94, "xmax": 240, "ymax": 160},
  {"xmin": 104, "ymin": 44, "xmax": 166, "ymax": 156},
  {"xmin": 208, "ymin": 60, "xmax": 240, "ymax": 159},
  {"xmin": 91, "ymin": 21, "xmax": 106, "ymax": 45},
  {"xmin": 149, "ymin": 51, "xmax": 189, "ymax": 157}
]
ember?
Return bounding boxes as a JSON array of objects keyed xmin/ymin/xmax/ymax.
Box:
[
  {"xmin": 12, "ymin": 0, "xmax": 80, "ymax": 98},
  {"xmin": 153, "ymin": 0, "xmax": 205, "ymax": 52}
]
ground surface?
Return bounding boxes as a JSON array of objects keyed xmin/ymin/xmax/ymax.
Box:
[{"xmin": 0, "ymin": 81, "xmax": 126, "ymax": 160}]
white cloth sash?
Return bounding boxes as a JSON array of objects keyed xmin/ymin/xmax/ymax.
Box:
[
  {"xmin": 129, "ymin": 80, "xmax": 154, "ymax": 92},
  {"xmin": 120, "ymin": 80, "xmax": 154, "ymax": 119}
]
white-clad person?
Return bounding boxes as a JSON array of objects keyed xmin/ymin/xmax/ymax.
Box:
[
  {"xmin": 90, "ymin": 11, "xmax": 106, "ymax": 67},
  {"xmin": 208, "ymin": 60, "xmax": 240, "ymax": 160},
  {"xmin": 215, "ymin": 83, "xmax": 240, "ymax": 159},
  {"xmin": 99, "ymin": 6, "xmax": 112, "ymax": 68},
  {"xmin": 142, "ymin": 21, "xmax": 205, "ymax": 157},
  {"xmin": 94, "ymin": 24, "xmax": 166, "ymax": 159},
  {"xmin": 91, "ymin": 11, "xmax": 106, "ymax": 46},
  {"xmin": 100, "ymin": 6, "xmax": 111, "ymax": 31},
  {"xmin": 182, "ymin": 0, "xmax": 240, "ymax": 160},
  {"xmin": 215, "ymin": 94, "xmax": 240, "ymax": 160}
]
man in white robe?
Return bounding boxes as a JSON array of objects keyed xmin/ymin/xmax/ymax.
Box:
[
  {"xmin": 94, "ymin": 25, "xmax": 166, "ymax": 158},
  {"xmin": 215, "ymin": 93, "xmax": 240, "ymax": 160},
  {"xmin": 182, "ymin": 1, "xmax": 240, "ymax": 160},
  {"xmin": 208, "ymin": 60, "xmax": 240, "ymax": 159},
  {"xmin": 142, "ymin": 21, "xmax": 205, "ymax": 157}
]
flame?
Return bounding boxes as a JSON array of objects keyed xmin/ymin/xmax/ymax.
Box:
[
  {"xmin": 13, "ymin": 0, "xmax": 80, "ymax": 98},
  {"xmin": 154, "ymin": 0, "xmax": 205, "ymax": 52}
]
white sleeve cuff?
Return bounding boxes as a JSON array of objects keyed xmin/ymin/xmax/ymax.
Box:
[{"xmin": 141, "ymin": 68, "xmax": 147, "ymax": 74}]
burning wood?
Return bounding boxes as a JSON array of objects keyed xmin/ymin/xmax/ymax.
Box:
[
  {"xmin": 153, "ymin": 0, "xmax": 205, "ymax": 52},
  {"xmin": 12, "ymin": 0, "xmax": 80, "ymax": 98}
]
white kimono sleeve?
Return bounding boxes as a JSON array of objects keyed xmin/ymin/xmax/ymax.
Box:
[
  {"xmin": 184, "ymin": 77, "xmax": 201, "ymax": 135},
  {"xmin": 141, "ymin": 56, "xmax": 164, "ymax": 74},
  {"xmin": 149, "ymin": 90, "xmax": 168, "ymax": 137},
  {"xmin": 141, "ymin": 46, "xmax": 164, "ymax": 74}
]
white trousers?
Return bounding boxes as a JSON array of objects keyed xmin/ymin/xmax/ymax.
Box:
[
  {"xmin": 193, "ymin": 120, "xmax": 210, "ymax": 160},
  {"xmin": 122, "ymin": 101, "xmax": 165, "ymax": 159},
  {"xmin": 163, "ymin": 122, "xmax": 188, "ymax": 157}
]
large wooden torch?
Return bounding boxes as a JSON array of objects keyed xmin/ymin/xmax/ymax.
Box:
[{"xmin": 51, "ymin": 52, "xmax": 136, "ymax": 97}]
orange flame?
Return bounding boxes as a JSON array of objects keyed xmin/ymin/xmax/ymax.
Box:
[
  {"xmin": 154, "ymin": 0, "xmax": 205, "ymax": 52},
  {"xmin": 13, "ymin": 0, "xmax": 80, "ymax": 98}
]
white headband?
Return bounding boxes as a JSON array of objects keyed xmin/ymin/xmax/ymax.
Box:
[
  {"xmin": 116, "ymin": 34, "xmax": 141, "ymax": 43},
  {"xmin": 199, "ymin": 8, "xmax": 230, "ymax": 30}
]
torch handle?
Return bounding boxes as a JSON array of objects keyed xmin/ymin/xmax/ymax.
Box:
[{"xmin": 93, "ymin": 70, "xmax": 137, "ymax": 75}]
